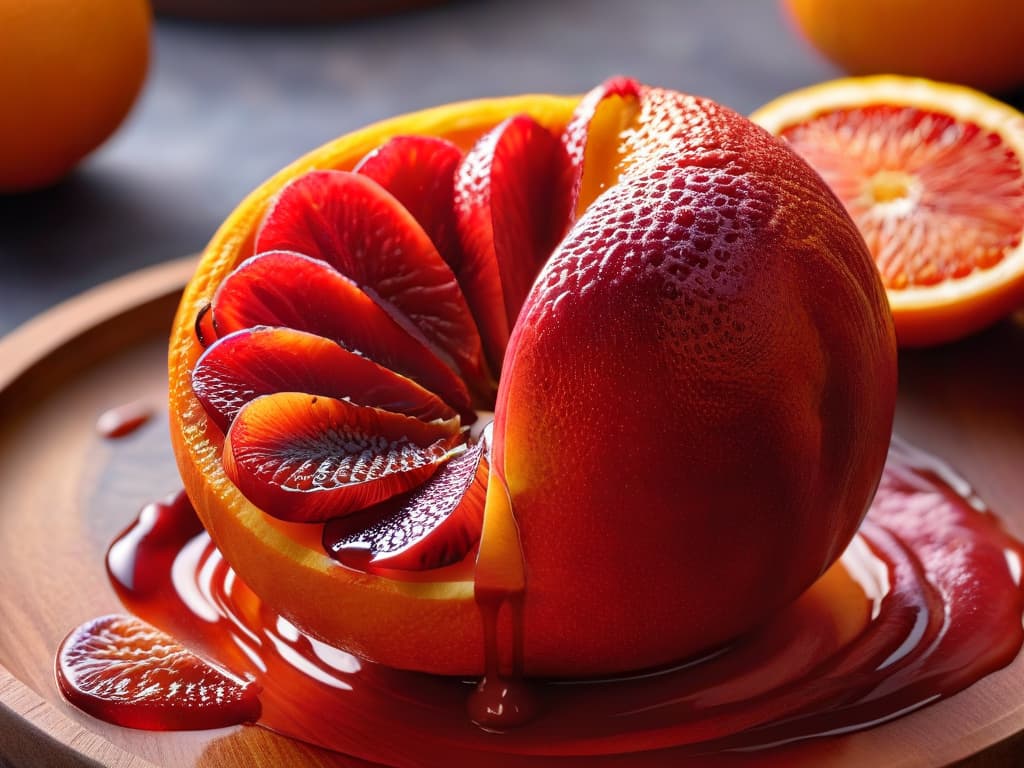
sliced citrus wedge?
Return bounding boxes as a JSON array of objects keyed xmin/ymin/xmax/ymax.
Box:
[
  {"xmin": 752, "ymin": 75, "xmax": 1024, "ymax": 346},
  {"xmin": 223, "ymin": 393, "xmax": 461, "ymax": 523},
  {"xmin": 170, "ymin": 95, "xmax": 577, "ymax": 675}
]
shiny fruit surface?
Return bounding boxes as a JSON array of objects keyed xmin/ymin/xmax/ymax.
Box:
[{"xmin": 170, "ymin": 95, "xmax": 577, "ymax": 675}]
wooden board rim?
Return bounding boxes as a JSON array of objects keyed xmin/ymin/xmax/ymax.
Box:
[{"xmin": 0, "ymin": 256, "xmax": 197, "ymax": 768}]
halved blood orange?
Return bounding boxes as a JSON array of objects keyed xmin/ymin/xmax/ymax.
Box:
[
  {"xmin": 169, "ymin": 95, "xmax": 578, "ymax": 675},
  {"xmin": 751, "ymin": 75, "xmax": 1024, "ymax": 346}
]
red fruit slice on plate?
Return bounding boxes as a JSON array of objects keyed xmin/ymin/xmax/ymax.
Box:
[
  {"xmin": 211, "ymin": 250, "xmax": 472, "ymax": 420},
  {"xmin": 355, "ymin": 135, "xmax": 465, "ymax": 274},
  {"xmin": 192, "ymin": 326, "xmax": 458, "ymax": 433},
  {"xmin": 57, "ymin": 614, "xmax": 260, "ymax": 731},
  {"xmin": 562, "ymin": 76, "xmax": 642, "ymax": 216},
  {"xmin": 255, "ymin": 170, "xmax": 491, "ymax": 395},
  {"xmin": 454, "ymin": 115, "xmax": 573, "ymax": 371},
  {"xmin": 324, "ymin": 429, "xmax": 489, "ymax": 572},
  {"xmin": 223, "ymin": 392, "xmax": 462, "ymax": 522}
]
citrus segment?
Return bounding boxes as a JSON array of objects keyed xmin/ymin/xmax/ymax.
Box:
[
  {"xmin": 192, "ymin": 327, "xmax": 457, "ymax": 433},
  {"xmin": 354, "ymin": 135, "xmax": 466, "ymax": 274},
  {"xmin": 255, "ymin": 170, "xmax": 491, "ymax": 394},
  {"xmin": 325, "ymin": 434, "xmax": 488, "ymax": 572},
  {"xmin": 57, "ymin": 614, "xmax": 260, "ymax": 731},
  {"xmin": 562, "ymin": 76, "xmax": 642, "ymax": 217},
  {"xmin": 454, "ymin": 115, "xmax": 573, "ymax": 371},
  {"xmin": 224, "ymin": 393, "xmax": 461, "ymax": 523},
  {"xmin": 752, "ymin": 76, "xmax": 1024, "ymax": 346},
  {"xmin": 171, "ymin": 95, "xmax": 575, "ymax": 676},
  {"xmin": 212, "ymin": 250, "xmax": 473, "ymax": 418}
]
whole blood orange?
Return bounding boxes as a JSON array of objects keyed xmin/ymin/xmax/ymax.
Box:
[
  {"xmin": 169, "ymin": 83, "xmax": 897, "ymax": 676},
  {"xmin": 0, "ymin": 0, "xmax": 150, "ymax": 191},
  {"xmin": 784, "ymin": 0, "xmax": 1024, "ymax": 93},
  {"xmin": 752, "ymin": 76, "xmax": 1024, "ymax": 346}
]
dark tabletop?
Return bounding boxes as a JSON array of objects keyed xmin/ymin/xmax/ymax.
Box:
[{"xmin": 0, "ymin": 0, "xmax": 1016, "ymax": 338}]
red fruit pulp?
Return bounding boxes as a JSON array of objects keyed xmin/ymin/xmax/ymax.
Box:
[
  {"xmin": 224, "ymin": 392, "xmax": 461, "ymax": 522},
  {"xmin": 355, "ymin": 135, "xmax": 466, "ymax": 274},
  {"xmin": 454, "ymin": 115, "xmax": 573, "ymax": 372},
  {"xmin": 211, "ymin": 250, "xmax": 474, "ymax": 420},
  {"xmin": 324, "ymin": 432, "xmax": 489, "ymax": 571},
  {"xmin": 56, "ymin": 613, "xmax": 260, "ymax": 731},
  {"xmin": 192, "ymin": 326, "xmax": 456, "ymax": 433},
  {"xmin": 255, "ymin": 170, "xmax": 491, "ymax": 395}
]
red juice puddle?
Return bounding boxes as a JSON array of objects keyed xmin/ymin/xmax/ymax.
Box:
[
  {"xmin": 59, "ymin": 437, "xmax": 1024, "ymax": 766},
  {"xmin": 96, "ymin": 401, "xmax": 154, "ymax": 439}
]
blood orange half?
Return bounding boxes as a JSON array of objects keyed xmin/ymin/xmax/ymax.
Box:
[{"xmin": 752, "ymin": 75, "xmax": 1024, "ymax": 346}]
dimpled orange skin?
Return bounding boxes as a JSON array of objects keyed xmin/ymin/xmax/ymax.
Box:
[{"xmin": 492, "ymin": 87, "xmax": 897, "ymax": 673}]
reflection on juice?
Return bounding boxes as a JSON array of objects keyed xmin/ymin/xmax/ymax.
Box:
[{"xmin": 70, "ymin": 435, "xmax": 1024, "ymax": 767}]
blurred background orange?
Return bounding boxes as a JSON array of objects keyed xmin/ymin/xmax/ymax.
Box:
[
  {"xmin": 0, "ymin": 0, "xmax": 150, "ymax": 192},
  {"xmin": 784, "ymin": 0, "xmax": 1024, "ymax": 93}
]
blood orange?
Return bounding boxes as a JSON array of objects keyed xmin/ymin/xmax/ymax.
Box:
[
  {"xmin": 170, "ymin": 84, "xmax": 895, "ymax": 676},
  {"xmin": 752, "ymin": 75, "xmax": 1024, "ymax": 346}
]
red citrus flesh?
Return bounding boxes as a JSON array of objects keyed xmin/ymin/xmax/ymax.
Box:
[
  {"xmin": 223, "ymin": 393, "xmax": 461, "ymax": 523},
  {"xmin": 325, "ymin": 433, "xmax": 488, "ymax": 572},
  {"xmin": 193, "ymin": 326, "xmax": 457, "ymax": 433},
  {"xmin": 255, "ymin": 169, "xmax": 491, "ymax": 396},
  {"xmin": 752, "ymin": 77, "xmax": 1024, "ymax": 347},
  {"xmin": 57, "ymin": 614, "xmax": 260, "ymax": 730},
  {"xmin": 454, "ymin": 115, "xmax": 573, "ymax": 371},
  {"xmin": 212, "ymin": 250, "xmax": 473, "ymax": 419},
  {"xmin": 779, "ymin": 104, "xmax": 1024, "ymax": 290},
  {"xmin": 355, "ymin": 135, "xmax": 466, "ymax": 274}
]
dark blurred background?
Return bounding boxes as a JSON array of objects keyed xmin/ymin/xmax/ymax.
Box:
[{"xmin": 0, "ymin": 0, "xmax": 1015, "ymax": 336}]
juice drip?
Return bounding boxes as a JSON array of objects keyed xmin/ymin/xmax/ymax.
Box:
[
  {"xmin": 467, "ymin": 465, "xmax": 539, "ymax": 729},
  {"xmin": 93, "ymin": 437, "xmax": 1024, "ymax": 766}
]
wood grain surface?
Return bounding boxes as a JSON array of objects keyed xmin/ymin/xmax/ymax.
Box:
[{"xmin": 1, "ymin": 261, "xmax": 1024, "ymax": 766}]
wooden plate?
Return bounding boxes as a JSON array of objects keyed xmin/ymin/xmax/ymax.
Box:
[{"xmin": 1, "ymin": 258, "xmax": 1023, "ymax": 767}]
